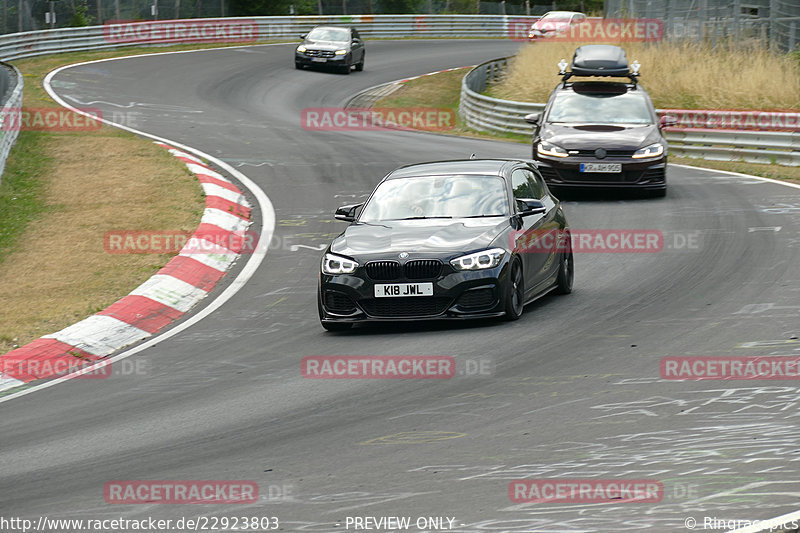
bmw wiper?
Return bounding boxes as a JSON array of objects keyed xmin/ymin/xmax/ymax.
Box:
[{"xmin": 461, "ymin": 214, "xmax": 504, "ymax": 218}]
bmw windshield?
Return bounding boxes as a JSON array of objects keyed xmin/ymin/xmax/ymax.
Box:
[
  {"xmin": 547, "ymin": 91, "xmax": 653, "ymax": 125},
  {"xmin": 359, "ymin": 175, "xmax": 509, "ymax": 222}
]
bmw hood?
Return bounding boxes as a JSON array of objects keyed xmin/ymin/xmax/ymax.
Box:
[
  {"xmin": 541, "ymin": 123, "xmax": 661, "ymax": 151},
  {"xmin": 329, "ymin": 218, "xmax": 508, "ymax": 258}
]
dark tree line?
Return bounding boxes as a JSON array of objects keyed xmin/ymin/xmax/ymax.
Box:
[{"xmin": 226, "ymin": 0, "xmax": 603, "ymax": 16}]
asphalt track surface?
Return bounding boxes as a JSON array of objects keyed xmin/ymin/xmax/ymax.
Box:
[{"xmin": 2, "ymin": 40, "xmax": 800, "ymax": 532}]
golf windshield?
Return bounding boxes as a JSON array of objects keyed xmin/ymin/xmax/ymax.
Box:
[
  {"xmin": 359, "ymin": 175, "xmax": 509, "ymax": 222},
  {"xmin": 547, "ymin": 91, "xmax": 653, "ymax": 125}
]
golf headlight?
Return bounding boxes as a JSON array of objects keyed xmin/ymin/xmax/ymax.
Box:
[
  {"xmin": 632, "ymin": 142, "xmax": 664, "ymax": 159},
  {"xmin": 297, "ymin": 45, "xmax": 307, "ymax": 53},
  {"xmin": 537, "ymin": 141, "xmax": 569, "ymax": 158},
  {"xmin": 450, "ymin": 248, "xmax": 506, "ymax": 271},
  {"xmin": 334, "ymin": 49, "xmax": 347, "ymax": 55},
  {"xmin": 322, "ymin": 253, "xmax": 358, "ymax": 274}
]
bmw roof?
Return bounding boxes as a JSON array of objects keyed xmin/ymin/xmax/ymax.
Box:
[{"xmin": 386, "ymin": 159, "xmax": 535, "ymax": 179}]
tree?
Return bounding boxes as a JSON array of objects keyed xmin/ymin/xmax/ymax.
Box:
[
  {"xmin": 228, "ymin": 0, "xmax": 291, "ymax": 15},
  {"xmin": 69, "ymin": 0, "xmax": 94, "ymax": 26}
]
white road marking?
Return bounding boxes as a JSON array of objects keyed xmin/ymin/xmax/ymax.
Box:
[
  {"xmin": 289, "ymin": 243, "xmax": 327, "ymax": 251},
  {"xmin": 0, "ymin": 46, "xmax": 281, "ymax": 402},
  {"xmin": 748, "ymin": 226, "xmax": 782, "ymax": 232}
]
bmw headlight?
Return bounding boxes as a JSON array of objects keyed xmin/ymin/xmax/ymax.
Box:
[
  {"xmin": 334, "ymin": 49, "xmax": 347, "ymax": 55},
  {"xmin": 450, "ymin": 248, "xmax": 506, "ymax": 271},
  {"xmin": 322, "ymin": 253, "xmax": 358, "ymax": 274},
  {"xmin": 632, "ymin": 142, "xmax": 664, "ymax": 159},
  {"xmin": 537, "ymin": 141, "xmax": 569, "ymax": 158},
  {"xmin": 297, "ymin": 45, "xmax": 307, "ymax": 53}
]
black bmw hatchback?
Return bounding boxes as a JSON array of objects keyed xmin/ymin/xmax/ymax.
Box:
[
  {"xmin": 317, "ymin": 159, "xmax": 573, "ymax": 331},
  {"xmin": 526, "ymin": 45, "xmax": 676, "ymax": 196}
]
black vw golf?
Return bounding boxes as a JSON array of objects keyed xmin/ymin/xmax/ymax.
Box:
[
  {"xmin": 317, "ymin": 159, "xmax": 573, "ymax": 331},
  {"xmin": 526, "ymin": 45, "xmax": 675, "ymax": 196}
]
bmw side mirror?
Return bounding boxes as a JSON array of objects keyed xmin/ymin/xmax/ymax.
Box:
[
  {"xmin": 299, "ymin": 33, "xmax": 307, "ymax": 39},
  {"xmin": 334, "ymin": 203, "xmax": 363, "ymax": 222},
  {"xmin": 524, "ymin": 113, "xmax": 540, "ymax": 125},
  {"xmin": 518, "ymin": 199, "xmax": 546, "ymax": 216},
  {"xmin": 352, "ymin": 38, "xmax": 361, "ymax": 44},
  {"xmin": 660, "ymin": 114, "xmax": 678, "ymax": 128}
]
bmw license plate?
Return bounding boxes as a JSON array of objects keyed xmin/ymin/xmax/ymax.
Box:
[
  {"xmin": 374, "ymin": 283, "xmax": 433, "ymax": 298},
  {"xmin": 311, "ymin": 57, "xmax": 327, "ymax": 63},
  {"xmin": 580, "ymin": 163, "xmax": 621, "ymax": 173}
]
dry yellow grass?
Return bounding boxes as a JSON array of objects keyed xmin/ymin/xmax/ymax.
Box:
[
  {"xmin": 374, "ymin": 56, "xmax": 800, "ymax": 187},
  {"xmin": 0, "ymin": 134, "xmax": 203, "ymax": 353},
  {"xmin": 0, "ymin": 54, "xmax": 205, "ymax": 354},
  {"xmin": 492, "ymin": 40, "xmax": 800, "ymax": 110}
]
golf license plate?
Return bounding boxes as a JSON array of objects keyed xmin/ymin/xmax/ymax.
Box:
[
  {"xmin": 311, "ymin": 57, "xmax": 327, "ymax": 63},
  {"xmin": 374, "ymin": 283, "xmax": 433, "ymax": 298},
  {"xmin": 580, "ymin": 163, "xmax": 621, "ymax": 173}
]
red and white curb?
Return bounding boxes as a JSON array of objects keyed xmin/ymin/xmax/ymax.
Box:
[{"xmin": 0, "ymin": 142, "xmax": 252, "ymax": 391}]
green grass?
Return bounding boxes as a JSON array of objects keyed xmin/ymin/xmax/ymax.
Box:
[
  {"xmin": 0, "ymin": 47, "xmax": 208, "ymax": 354},
  {"xmin": 376, "ymin": 67, "xmax": 530, "ymax": 144},
  {"xmin": 0, "ymin": 132, "xmax": 54, "ymax": 265}
]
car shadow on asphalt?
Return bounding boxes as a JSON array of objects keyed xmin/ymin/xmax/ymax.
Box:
[
  {"xmin": 322, "ymin": 293, "xmax": 562, "ymax": 336},
  {"xmin": 551, "ymin": 188, "xmax": 666, "ymax": 202}
]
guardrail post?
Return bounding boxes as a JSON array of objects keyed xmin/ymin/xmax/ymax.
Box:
[
  {"xmin": 769, "ymin": 0, "xmax": 777, "ymax": 50},
  {"xmin": 0, "ymin": 62, "xmax": 23, "ymax": 183}
]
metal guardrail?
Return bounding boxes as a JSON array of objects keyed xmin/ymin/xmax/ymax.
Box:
[
  {"xmin": 459, "ymin": 58, "xmax": 800, "ymax": 167},
  {"xmin": 0, "ymin": 15, "xmax": 536, "ymax": 62},
  {"xmin": 0, "ymin": 63, "xmax": 23, "ymax": 184},
  {"xmin": 0, "ymin": 19, "xmax": 797, "ymax": 177},
  {"xmin": 458, "ymin": 57, "xmax": 545, "ymax": 136},
  {"xmin": 0, "ymin": 14, "xmax": 535, "ymax": 180}
]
